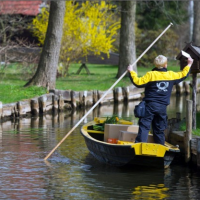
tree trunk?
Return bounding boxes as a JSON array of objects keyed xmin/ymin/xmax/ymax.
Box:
[
  {"xmin": 192, "ymin": 1, "xmax": 200, "ymax": 45},
  {"xmin": 117, "ymin": 0, "xmax": 137, "ymax": 78},
  {"xmin": 192, "ymin": 1, "xmax": 199, "ymax": 130},
  {"xmin": 25, "ymin": 1, "xmax": 65, "ymax": 89}
]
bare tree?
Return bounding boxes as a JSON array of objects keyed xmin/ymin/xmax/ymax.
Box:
[
  {"xmin": 0, "ymin": 14, "xmax": 40, "ymax": 75},
  {"xmin": 117, "ymin": 0, "xmax": 137, "ymax": 78},
  {"xmin": 25, "ymin": 1, "xmax": 65, "ymax": 89}
]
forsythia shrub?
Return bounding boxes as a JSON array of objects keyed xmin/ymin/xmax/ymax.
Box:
[{"xmin": 29, "ymin": 1, "xmax": 120, "ymax": 76}]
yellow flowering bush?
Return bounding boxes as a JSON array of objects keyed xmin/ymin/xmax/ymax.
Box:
[{"xmin": 29, "ymin": 1, "xmax": 120, "ymax": 76}]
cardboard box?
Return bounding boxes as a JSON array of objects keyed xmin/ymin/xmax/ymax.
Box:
[
  {"xmin": 119, "ymin": 131, "xmax": 137, "ymax": 142},
  {"xmin": 119, "ymin": 131, "xmax": 155, "ymax": 143},
  {"xmin": 104, "ymin": 124, "xmax": 139, "ymax": 142}
]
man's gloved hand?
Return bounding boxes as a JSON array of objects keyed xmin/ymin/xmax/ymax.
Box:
[
  {"xmin": 127, "ymin": 65, "xmax": 133, "ymax": 72},
  {"xmin": 187, "ymin": 57, "xmax": 194, "ymax": 67}
]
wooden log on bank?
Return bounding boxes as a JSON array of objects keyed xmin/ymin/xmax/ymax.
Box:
[
  {"xmin": 52, "ymin": 89, "xmax": 71, "ymax": 101},
  {"xmin": 122, "ymin": 86, "xmax": 142, "ymax": 101},
  {"xmin": 97, "ymin": 90, "xmax": 114, "ymax": 105},
  {"xmin": 122, "ymin": 86, "xmax": 129, "ymax": 101},
  {"xmin": 71, "ymin": 90, "xmax": 79, "ymax": 109},
  {"xmin": 81, "ymin": 91, "xmax": 93, "ymax": 107},
  {"xmin": 2, "ymin": 103, "xmax": 16, "ymax": 119},
  {"xmin": 44, "ymin": 93, "xmax": 54, "ymax": 112},
  {"xmin": 128, "ymin": 85, "xmax": 144, "ymax": 100},
  {"xmin": 58, "ymin": 94, "xmax": 64, "ymax": 111},
  {"xmin": 17, "ymin": 100, "xmax": 31, "ymax": 116},
  {"xmin": 93, "ymin": 90, "xmax": 98, "ymax": 104},
  {"xmin": 79, "ymin": 91, "xmax": 86, "ymax": 107},
  {"xmin": 39, "ymin": 95, "xmax": 47, "ymax": 113},
  {"xmin": 31, "ymin": 98, "xmax": 39, "ymax": 115},
  {"xmin": 114, "ymin": 87, "xmax": 123, "ymax": 103},
  {"xmin": 52, "ymin": 95, "xmax": 59, "ymax": 113},
  {"xmin": 184, "ymin": 99, "xmax": 193, "ymax": 163}
]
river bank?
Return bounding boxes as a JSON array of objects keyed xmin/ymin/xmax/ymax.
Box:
[{"xmin": 1, "ymin": 79, "xmax": 200, "ymax": 121}]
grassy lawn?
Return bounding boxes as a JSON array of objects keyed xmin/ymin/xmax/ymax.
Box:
[
  {"xmin": 0, "ymin": 59, "xmax": 183, "ymax": 104},
  {"xmin": 56, "ymin": 64, "xmax": 131, "ymax": 91},
  {"xmin": 0, "ymin": 64, "xmax": 47, "ymax": 104},
  {"xmin": 56, "ymin": 60, "xmax": 181, "ymax": 90}
]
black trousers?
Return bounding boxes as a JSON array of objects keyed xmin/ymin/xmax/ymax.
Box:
[{"xmin": 135, "ymin": 101, "xmax": 167, "ymax": 145}]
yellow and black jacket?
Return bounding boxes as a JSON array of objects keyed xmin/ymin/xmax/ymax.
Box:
[{"xmin": 129, "ymin": 65, "xmax": 191, "ymax": 105}]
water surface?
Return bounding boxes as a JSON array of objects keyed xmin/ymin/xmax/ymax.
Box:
[{"xmin": 0, "ymin": 95, "xmax": 200, "ymax": 199}]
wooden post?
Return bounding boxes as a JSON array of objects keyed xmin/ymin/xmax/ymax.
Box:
[
  {"xmin": 31, "ymin": 99, "xmax": 39, "ymax": 115},
  {"xmin": 184, "ymin": 99, "xmax": 193, "ymax": 163},
  {"xmin": 39, "ymin": 95, "xmax": 47, "ymax": 113},
  {"xmin": 114, "ymin": 87, "xmax": 123, "ymax": 102},
  {"xmin": 58, "ymin": 94, "xmax": 64, "ymax": 111},
  {"xmin": 17, "ymin": 101, "xmax": 22, "ymax": 116},
  {"xmin": 0, "ymin": 101, "xmax": 2, "ymax": 119},
  {"xmin": 192, "ymin": 73, "xmax": 197, "ymax": 129},
  {"xmin": 93, "ymin": 90, "xmax": 98, "ymax": 104},
  {"xmin": 197, "ymin": 138, "xmax": 200, "ymax": 167},
  {"xmin": 76, "ymin": 63, "xmax": 90, "ymax": 75},
  {"xmin": 122, "ymin": 86, "xmax": 129, "ymax": 101},
  {"xmin": 52, "ymin": 95, "xmax": 59, "ymax": 113},
  {"xmin": 71, "ymin": 90, "xmax": 78, "ymax": 109}
]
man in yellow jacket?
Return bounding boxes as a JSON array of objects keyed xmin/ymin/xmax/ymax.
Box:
[{"xmin": 127, "ymin": 55, "xmax": 193, "ymax": 145}]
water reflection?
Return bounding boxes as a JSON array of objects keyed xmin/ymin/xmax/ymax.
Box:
[
  {"xmin": 168, "ymin": 93, "xmax": 200, "ymax": 120},
  {"xmin": 81, "ymin": 158, "xmax": 167, "ymax": 199},
  {"xmin": 132, "ymin": 184, "xmax": 169, "ymax": 200},
  {"xmin": 0, "ymin": 94, "xmax": 200, "ymax": 199}
]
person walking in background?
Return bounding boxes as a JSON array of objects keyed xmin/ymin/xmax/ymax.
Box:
[{"xmin": 127, "ymin": 55, "xmax": 193, "ymax": 145}]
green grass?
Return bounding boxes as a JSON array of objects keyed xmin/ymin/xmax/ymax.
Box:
[
  {"xmin": 0, "ymin": 83, "xmax": 47, "ymax": 104},
  {"xmin": 56, "ymin": 64, "xmax": 131, "ymax": 91},
  {"xmin": 56, "ymin": 60, "xmax": 181, "ymax": 91},
  {"xmin": 0, "ymin": 63, "xmax": 46, "ymax": 104},
  {"xmin": 0, "ymin": 59, "xmax": 184, "ymax": 104}
]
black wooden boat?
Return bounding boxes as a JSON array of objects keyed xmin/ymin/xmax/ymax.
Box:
[{"xmin": 80, "ymin": 117, "xmax": 180, "ymax": 168}]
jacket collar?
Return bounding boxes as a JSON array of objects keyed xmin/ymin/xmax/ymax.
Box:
[{"xmin": 152, "ymin": 67, "xmax": 167, "ymax": 72}]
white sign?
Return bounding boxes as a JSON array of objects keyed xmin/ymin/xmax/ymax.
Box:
[{"xmin": 181, "ymin": 50, "xmax": 191, "ymax": 58}]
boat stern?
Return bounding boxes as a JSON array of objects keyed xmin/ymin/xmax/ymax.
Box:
[{"xmin": 118, "ymin": 140, "xmax": 180, "ymax": 157}]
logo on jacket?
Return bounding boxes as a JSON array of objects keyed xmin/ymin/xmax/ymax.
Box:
[{"xmin": 156, "ymin": 82, "xmax": 169, "ymax": 92}]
